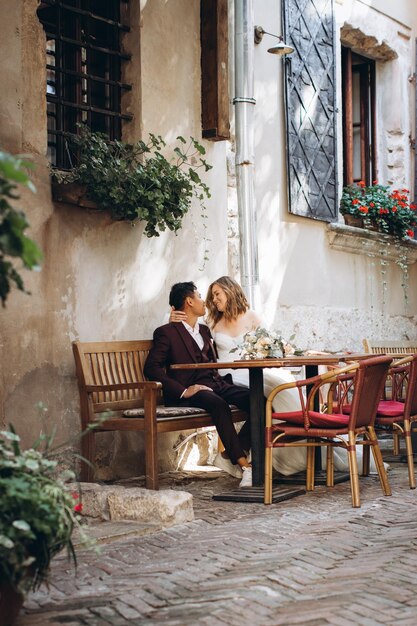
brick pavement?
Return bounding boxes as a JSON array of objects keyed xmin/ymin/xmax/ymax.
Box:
[{"xmin": 16, "ymin": 453, "xmax": 417, "ymax": 626}]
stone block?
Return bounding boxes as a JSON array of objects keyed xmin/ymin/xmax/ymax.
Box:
[{"xmin": 74, "ymin": 483, "xmax": 194, "ymax": 528}]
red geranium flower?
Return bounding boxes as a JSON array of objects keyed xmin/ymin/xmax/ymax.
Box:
[
  {"xmin": 406, "ymin": 230, "xmax": 414, "ymax": 237},
  {"xmin": 359, "ymin": 206, "xmax": 369, "ymax": 214},
  {"xmin": 74, "ymin": 503, "xmax": 83, "ymax": 513}
]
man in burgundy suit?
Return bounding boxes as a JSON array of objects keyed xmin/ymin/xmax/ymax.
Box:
[{"xmin": 144, "ymin": 282, "xmax": 252, "ymax": 486}]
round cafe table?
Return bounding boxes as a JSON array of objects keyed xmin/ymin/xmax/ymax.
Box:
[{"xmin": 171, "ymin": 354, "xmax": 367, "ymax": 501}]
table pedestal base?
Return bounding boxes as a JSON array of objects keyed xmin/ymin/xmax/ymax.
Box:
[
  {"xmin": 275, "ymin": 471, "xmax": 351, "ymax": 486},
  {"xmin": 212, "ymin": 485, "xmax": 305, "ymax": 503}
]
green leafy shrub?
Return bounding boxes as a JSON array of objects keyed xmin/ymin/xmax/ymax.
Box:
[
  {"xmin": 54, "ymin": 126, "xmax": 212, "ymax": 237},
  {"xmin": 0, "ymin": 152, "xmax": 43, "ymax": 306},
  {"xmin": 0, "ymin": 429, "xmax": 84, "ymax": 593}
]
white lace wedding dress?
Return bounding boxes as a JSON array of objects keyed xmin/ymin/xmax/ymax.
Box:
[
  {"xmin": 214, "ymin": 332, "xmax": 384, "ymax": 475},
  {"xmin": 214, "ymin": 331, "xmax": 307, "ymax": 475}
]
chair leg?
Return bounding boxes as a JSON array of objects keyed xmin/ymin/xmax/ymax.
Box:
[
  {"xmin": 264, "ymin": 446, "xmax": 273, "ymax": 504},
  {"xmin": 306, "ymin": 445, "xmax": 315, "ymax": 491},
  {"xmin": 403, "ymin": 420, "xmax": 416, "ymax": 489},
  {"xmin": 326, "ymin": 445, "xmax": 334, "ymax": 487},
  {"xmin": 80, "ymin": 430, "xmax": 95, "ymax": 482},
  {"xmin": 347, "ymin": 431, "xmax": 360, "ymax": 508},
  {"xmin": 368, "ymin": 426, "xmax": 392, "ymax": 496},
  {"xmin": 362, "ymin": 435, "xmax": 370, "ymax": 476},
  {"xmin": 393, "ymin": 431, "xmax": 400, "ymax": 455}
]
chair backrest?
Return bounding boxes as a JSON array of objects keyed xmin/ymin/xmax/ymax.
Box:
[
  {"xmin": 363, "ymin": 339, "xmax": 417, "ymax": 355},
  {"xmin": 72, "ymin": 340, "xmax": 160, "ymax": 414},
  {"xmin": 404, "ymin": 354, "xmax": 417, "ymax": 418},
  {"xmin": 348, "ymin": 355, "xmax": 392, "ymax": 429}
]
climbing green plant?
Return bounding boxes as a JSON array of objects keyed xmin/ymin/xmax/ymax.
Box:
[
  {"xmin": 0, "ymin": 151, "xmax": 43, "ymax": 306},
  {"xmin": 54, "ymin": 126, "xmax": 212, "ymax": 239}
]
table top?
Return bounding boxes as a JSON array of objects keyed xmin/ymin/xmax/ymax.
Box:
[{"xmin": 170, "ymin": 353, "xmax": 370, "ymax": 370}]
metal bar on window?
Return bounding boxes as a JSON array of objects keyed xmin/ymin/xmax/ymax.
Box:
[
  {"xmin": 42, "ymin": 32, "xmax": 131, "ymax": 61},
  {"xmin": 46, "ymin": 65, "xmax": 131, "ymax": 90},
  {"xmin": 41, "ymin": 0, "xmax": 129, "ymax": 31},
  {"xmin": 46, "ymin": 98, "xmax": 133, "ymax": 120}
]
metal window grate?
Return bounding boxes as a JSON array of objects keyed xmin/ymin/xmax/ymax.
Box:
[{"xmin": 38, "ymin": 0, "xmax": 132, "ymax": 169}]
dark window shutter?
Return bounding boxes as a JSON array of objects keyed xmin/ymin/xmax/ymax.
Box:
[
  {"xmin": 282, "ymin": 0, "xmax": 338, "ymax": 221},
  {"xmin": 200, "ymin": 0, "xmax": 230, "ymax": 141}
]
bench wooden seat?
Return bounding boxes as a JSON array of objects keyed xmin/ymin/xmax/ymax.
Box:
[{"xmin": 72, "ymin": 340, "xmax": 247, "ymax": 490}]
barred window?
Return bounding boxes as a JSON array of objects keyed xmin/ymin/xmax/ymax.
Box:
[{"xmin": 37, "ymin": 0, "xmax": 132, "ymax": 169}]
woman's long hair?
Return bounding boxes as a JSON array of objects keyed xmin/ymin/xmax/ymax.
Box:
[{"xmin": 205, "ymin": 276, "xmax": 249, "ymax": 327}]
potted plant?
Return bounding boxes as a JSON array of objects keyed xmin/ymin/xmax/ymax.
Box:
[
  {"xmin": 340, "ymin": 181, "xmax": 417, "ymax": 240},
  {"xmin": 0, "ymin": 428, "xmax": 85, "ymax": 626},
  {"xmin": 52, "ymin": 126, "xmax": 212, "ymax": 238}
]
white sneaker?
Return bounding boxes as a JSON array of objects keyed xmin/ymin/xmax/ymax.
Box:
[
  {"xmin": 213, "ymin": 453, "xmax": 243, "ymax": 479},
  {"xmin": 239, "ymin": 466, "xmax": 252, "ymax": 488}
]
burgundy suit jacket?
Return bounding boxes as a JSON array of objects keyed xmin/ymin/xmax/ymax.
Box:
[{"xmin": 144, "ymin": 322, "xmax": 221, "ymax": 404}]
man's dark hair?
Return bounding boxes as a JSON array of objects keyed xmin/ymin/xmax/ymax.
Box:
[{"xmin": 169, "ymin": 282, "xmax": 197, "ymax": 310}]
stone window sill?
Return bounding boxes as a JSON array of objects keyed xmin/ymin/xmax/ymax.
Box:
[{"xmin": 327, "ymin": 222, "xmax": 417, "ymax": 264}]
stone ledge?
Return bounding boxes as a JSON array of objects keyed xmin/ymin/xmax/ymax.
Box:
[
  {"xmin": 327, "ymin": 222, "xmax": 417, "ymax": 264},
  {"xmin": 52, "ymin": 180, "xmax": 99, "ymax": 209},
  {"xmin": 76, "ymin": 482, "xmax": 194, "ymax": 528}
]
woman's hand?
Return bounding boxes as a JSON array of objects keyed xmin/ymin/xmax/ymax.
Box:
[{"xmin": 169, "ymin": 306, "xmax": 187, "ymax": 323}]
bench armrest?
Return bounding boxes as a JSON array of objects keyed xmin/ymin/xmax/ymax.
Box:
[{"xmin": 85, "ymin": 381, "xmax": 162, "ymax": 392}]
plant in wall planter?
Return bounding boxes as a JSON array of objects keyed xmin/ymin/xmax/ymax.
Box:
[
  {"xmin": 52, "ymin": 126, "xmax": 212, "ymax": 240},
  {"xmin": 340, "ymin": 181, "xmax": 417, "ymax": 312},
  {"xmin": 340, "ymin": 181, "xmax": 417, "ymax": 239}
]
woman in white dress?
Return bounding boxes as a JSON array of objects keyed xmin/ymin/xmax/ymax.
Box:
[{"xmin": 204, "ymin": 276, "xmax": 306, "ymax": 476}]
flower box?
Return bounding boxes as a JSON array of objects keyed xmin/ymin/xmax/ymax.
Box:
[{"xmin": 340, "ymin": 182, "xmax": 417, "ymax": 240}]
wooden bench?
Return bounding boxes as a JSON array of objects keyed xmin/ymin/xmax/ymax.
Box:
[
  {"xmin": 363, "ymin": 338, "xmax": 417, "ymax": 456},
  {"xmin": 72, "ymin": 340, "xmax": 247, "ymax": 490},
  {"xmin": 363, "ymin": 339, "xmax": 417, "ymax": 356}
]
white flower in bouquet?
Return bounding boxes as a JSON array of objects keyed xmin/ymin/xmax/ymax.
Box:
[{"xmin": 229, "ymin": 327, "xmax": 303, "ymax": 360}]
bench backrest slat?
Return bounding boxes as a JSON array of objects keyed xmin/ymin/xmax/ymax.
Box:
[
  {"xmin": 363, "ymin": 339, "xmax": 417, "ymax": 355},
  {"xmin": 73, "ymin": 340, "xmax": 161, "ymax": 411}
]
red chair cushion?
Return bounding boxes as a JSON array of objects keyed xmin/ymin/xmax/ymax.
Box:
[
  {"xmin": 376, "ymin": 400, "xmax": 405, "ymax": 417},
  {"xmin": 272, "ymin": 410, "xmax": 349, "ymax": 428}
]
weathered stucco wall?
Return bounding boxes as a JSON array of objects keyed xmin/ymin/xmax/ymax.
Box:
[
  {"xmin": 244, "ymin": 0, "xmax": 417, "ymax": 347},
  {"xmin": 1, "ymin": 0, "xmax": 417, "ymax": 480},
  {"xmin": 0, "ymin": 0, "xmax": 228, "ymax": 478}
]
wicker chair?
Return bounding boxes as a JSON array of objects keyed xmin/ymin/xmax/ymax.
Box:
[
  {"xmin": 264, "ymin": 356, "xmax": 392, "ymax": 508},
  {"xmin": 374, "ymin": 355, "xmax": 417, "ymax": 489}
]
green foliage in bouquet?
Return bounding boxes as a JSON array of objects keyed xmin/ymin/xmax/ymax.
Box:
[{"xmin": 230, "ymin": 327, "xmax": 303, "ymax": 360}]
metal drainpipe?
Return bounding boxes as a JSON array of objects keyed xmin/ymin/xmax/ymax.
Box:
[{"xmin": 233, "ymin": 0, "xmax": 259, "ymax": 308}]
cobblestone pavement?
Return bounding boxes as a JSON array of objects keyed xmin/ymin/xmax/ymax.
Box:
[{"xmin": 17, "ymin": 452, "xmax": 417, "ymax": 626}]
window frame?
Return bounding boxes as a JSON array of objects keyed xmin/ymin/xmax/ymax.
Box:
[
  {"xmin": 342, "ymin": 46, "xmax": 377, "ymax": 186},
  {"xmin": 38, "ymin": 0, "xmax": 132, "ymax": 169}
]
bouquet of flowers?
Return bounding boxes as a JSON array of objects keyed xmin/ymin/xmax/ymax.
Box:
[{"xmin": 230, "ymin": 327, "xmax": 303, "ymax": 360}]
